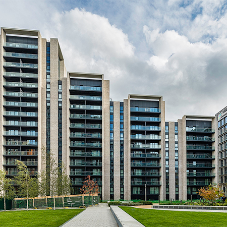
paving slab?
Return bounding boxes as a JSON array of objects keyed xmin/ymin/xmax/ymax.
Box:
[{"xmin": 61, "ymin": 203, "xmax": 117, "ymax": 227}]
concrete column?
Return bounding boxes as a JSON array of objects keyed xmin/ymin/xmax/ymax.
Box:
[
  {"xmin": 124, "ymin": 98, "xmax": 131, "ymax": 200},
  {"xmin": 168, "ymin": 122, "xmax": 176, "ymax": 201},
  {"xmin": 212, "ymin": 118, "xmax": 218, "ymax": 184},
  {"xmin": 160, "ymin": 97, "xmax": 166, "ymax": 201},
  {"xmin": 113, "ymin": 101, "xmax": 120, "ymax": 200},
  {"xmin": 102, "ymin": 80, "xmax": 110, "ymax": 200}
]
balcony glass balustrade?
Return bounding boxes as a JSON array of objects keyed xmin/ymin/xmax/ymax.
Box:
[
  {"xmin": 131, "ymin": 162, "xmax": 160, "ymax": 167},
  {"xmin": 70, "ymin": 171, "xmax": 102, "ymax": 176},
  {"xmin": 187, "ymin": 163, "xmax": 215, "ymax": 168},
  {"xmin": 70, "ymin": 151, "xmax": 101, "ymax": 157},
  {"xmin": 131, "ymin": 181, "xmax": 161, "ymax": 185},
  {"xmin": 130, "ymin": 107, "xmax": 161, "ymax": 113},
  {"xmin": 4, "ymin": 52, "xmax": 38, "ymax": 59},
  {"xmin": 4, "ymin": 111, "xmax": 38, "ymax": 117},
  {"xmin": 131, "ymin": 116, "xmax": 161, "ymax": 121},
  {"xmin": 187, "ymin": 181, "xmax": 212, "ymax": 186},
  {"xmin": 70, "ymin": 133, "xmax": 101, "ymax": 138},
  {"xmin": 4, "ymin": 72, "xmax": 38, "ymax": 78},
  {"xmin": 187, "ymin": 172, "xmax": 215, "ymax": 177},
  {"xmin": 131, "ymin": 144, "xmax": 161, "ymax": 149},
  {"xmin": 131, "ymin": 172, "xmax": 160, "ymax": 176},
  {"xmin": 186, "ymin": 136, "xmax": 215, "ymax": 142},
  {"xmin": 70, "ymin": 123, "xmax": 102, "ymax": 129},
  {"xmin": 131, "ymin": 153, "xmax": 160, "ymax": 158},
  {"xmin": 4, "ymin": 82, "xmax": 38, "ymax": 88},
  {"xmin": 131, "ymin": 125, "xmax": 161, "ymax": 131},
  {"xmin": 186, "ymin": 128, "xmax": 215, "ymax": 133},
  {"xmin": 187, "ymin": 154, "xmax": 214, "ymax": 159},
  {"xmin": 70, "ymin": 114, "xmax": 102, "ymax": 119},
  {"xmin": 70, "ymin": 95, "xmax": 102, "ymax": 101},
  {"xmin": 71, "ymin": 181, "xmax": 102, "ymax": 185},
  {"xmin": 4, "ymin": 150, "xmax": 38, "ymax": 155},
  {"xmin": 4, "ymin": 42, "xmax": 38, "ymax": 49},
  {"xmin": 4, "ymin": 101, "xmax": 38, "ymax": 107},
  {"xmin": 4, "ymin": 62, "xmax": 38, "ymax": 68},
  {"xmin": 131, "ymin": 135, "xmax": 161, "ymax": 140},
  {"xmin": 70, "ymin": 104, "xmax": 102, "ymax": 110},
  {"xmin": 70, "ymin": 141, "xmax": 102, "ymax": 148},
  {"xmin": 4, "ymin": 91, "xmax": 38, "ymax": 98},
  {"xmin": 4, "ymin": 160, "xmax": 38, "ymax": 166},
  {"xmin": 70, "ymin": 161, "xmax": 102, "ymax": 166},
  {"xmin": 4, "ymin": 131, "xmax": 38, "ymax": 136},
  {"xmin": 70, "ymin": 85, "xmax": 102, "ymax": 91},
  {"xmin": 4, "ymin": 121, "xmax": 38, "ymax": 127},
  {"xmin": 186, "ymin": 145, "xmax": 215, "ymax": 150}
]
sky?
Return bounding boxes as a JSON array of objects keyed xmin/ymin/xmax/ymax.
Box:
[{"xmin": 1, "ymin": 0, "xmax": 227, "ymax": 121}]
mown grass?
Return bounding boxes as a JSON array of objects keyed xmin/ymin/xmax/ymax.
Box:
[
  {"xmin": 120, "ymin": 206, "xmax": 227, "ymax": 227},
  {"xmin": 0, "ymin": 209, "xmax": 84, "ymax": 227}
]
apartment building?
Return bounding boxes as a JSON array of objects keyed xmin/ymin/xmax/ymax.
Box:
[{"xmin": 0, "ymin": 27, "xmax": 221, "ymax": 201}]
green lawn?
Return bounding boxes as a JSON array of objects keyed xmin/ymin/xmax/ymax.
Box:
[
  {"xmin": 120, "ymin": 206, "xmax": 227, "ymax": 227},
  {"xmin": 0, "ymin": 209, "xmax": 84, "ymax": 227}
]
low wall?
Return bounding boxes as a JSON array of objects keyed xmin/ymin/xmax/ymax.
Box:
[{"xmin": 153, "ymin": 205, "xmax": 227, "ymax": 210}]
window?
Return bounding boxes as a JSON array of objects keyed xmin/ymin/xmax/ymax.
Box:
[
  {"xmin": 58, "ymin": 84, "xmax": 62, "ymax": 90},
  {"xmin": 58, "ymin": 93, "xmax": 62, "ymax": 99},
  {"xmin": 165, "ymin": 126, "xmax": 169, "ymax": 132},
  {"xmin": 165, "ymin": 142, "xmax": 169, "ymax": 148},
  {"xmin": 133, "ymin": 187, "xmax": 141, "ymax": 194},
  {"xmin": 166, "ymin": 151, "xmax": 169, "ymax": 157},
  {"xmin": 150, "ymin": 187, "xmax": 159, "ymax": 194},
  {"xmin": 46, "ymin": 84, "xmax": 50, "ymax": 89},
  {"xmin": 175, "ymin": 135, "xmax": 178, "ymax": 140}
]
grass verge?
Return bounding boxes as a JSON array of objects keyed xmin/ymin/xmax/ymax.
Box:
[
  {"xmin": 120, "ymin": 206, "xmax": 227, "ymax": 227},
  {"xmin": 0, "ymin": 209, "xmax": 84, "ymax": 227}
]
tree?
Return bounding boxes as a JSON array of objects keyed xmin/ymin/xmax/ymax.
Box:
[
  {"xmin": 197, "ymin": 184, "xmax": 224, "ymax": 204},
  {"xmin": 80, "ymin": 175, "xmax": 99, "ymax": 195},
  {"xmin": 0, "ymin": 170, "xmax": 15, "ymax": 210}
]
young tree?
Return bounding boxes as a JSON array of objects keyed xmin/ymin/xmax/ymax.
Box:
[{"xmin": 198, "ymin": 184, "xmax": 224, "ymax": 205}]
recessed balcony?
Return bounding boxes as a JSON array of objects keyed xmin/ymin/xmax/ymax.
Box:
[
  {"xmin": 187, "ymin": 154, "xmax": 215, "ymax": 159},
  {"xmin": 131, "ymin": 162, "xmax": 161, "ymax": 167},
  {"xmin": 4, "ymin": 82, "xmax": 38, "ymax": 88},
  {"xmin": 4, "ymin": 52, "xmax": 38, "ymax": 59},
  {"xmin": 70, "ymin": 114, "xmax": 102, "ymax": 120},
  {"xmin": 131, "ymin": 135, "xmax": 161, "ymax": 140},
  {"xmin": 4, "ymin": 72, "xmax": 38, "ymax": 78},
  {"xmin": 70, "ymin": 85, "xmax": 102, "ymax": 92},
  {"xmin": 4, "ymin": 42, "xmax": 38, "ymax": 49},
  {"xmin": 4, "ymin": 62, "xmax": 38, "ymax": 69},
  {"xmin": 131, "ymin": 116, "xmax": 161, "ymax": 122},
  {"xmin": 70, "ymin": 123, "xmax": 102, "ymax": 129},
  {"xmin": 187, "ymin": 172, "xmax": 215, "ymax": 177},
  {"xmin": 131, "ymin": 144, "xmax": 161, "ymax": 149},
  {"xmin": 130, "ymin": 107, "xmax": 161, "ymax": 113},
  {"xmin": 4, "ymin": 131, "xmax": 38, "ymax": 136},
  {"xmin": 131, "ymin": 125, "xmax": 161, "ymax": 131},
  {"xmin": 186, "ymin": 145, "xmax": 215, "ymax": 151},
  {"xmin": 186, "ymin": 136, "xmax": 215, "ymax": 142},
  {"xmin": 4, "ymin": 111, "xmax": 38, "ymax": 117},
  {"xmin": 4, "ymin": 91, "xmax": 38, "ymax": 98},
  {"xmin": 4, "ymin": 141, "xmax": 37, "ymax": 146},
  {"xmin": 70, "ymin": 151, "xmax": 101, "ymax": 157},
  {"xmin": 187, "ymin": 181, "xmax": 212, "ymax": 186},
  {"xmin": 69, "ymin": 171, "xmax": 102, "ymax": 176},
  {"xmin": 70, "ymin": 104, "xmax": 102, "ymax": 110},
  {"xmin": 70, "ymin": 141, "xmax": 102, "ymax": 148},
  {"xmin": 186, "ymin": 128, "xmax": 215, "ymax": 133},
  {"xmin": 4, "ymin": 101, "xmax": 38, "ymax": 107},
  {"xmin": 4, "ymin": 150, "xmax": 38, "ymax": 156},
  {"xmin": 69, "ymin": 95, "xmax": 102, "ymax": 101},
  {"xmin": 70, "ymin": 133, "xmax": 102, "ymax": 138},
  {"xmin": 187, "ymin": 163, "xmax": 215, "ymax": 168}
]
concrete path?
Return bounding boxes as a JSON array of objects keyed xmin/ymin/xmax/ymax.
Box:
[{"xmin": 61, "ymin": 203, "xmax": 118, "ymax": 227}]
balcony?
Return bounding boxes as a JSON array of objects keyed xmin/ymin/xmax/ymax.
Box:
[
  {"xmin": 4, "ymin": 91, "xmax": 38, "ymax": 98},
  {"xmin": 131, "ymin": 172, "xmax": 160, "ymax": 176},
  {"xmin": 131, "ymin": 181, "xmax": 161, "ymax": 186},
  {"xmin": 4, "ymin": 52, "xmax": 38, "ymax": 59},
  {"xmin": 187, "ymin": 181, "xmax": 212, "ymax": 186},
  {"xmin": 4, "ymin": 42, "xmax": 38, "ymax": 49},
  {"xmin": 4, "ymin": 111, "xmax": 38, "ymax": 117},
  {"xmin": 187, "ymin": 172, "xmax": 215, "ymax": 177},
  {"xmin": 70, "ymin": 114, "xmax": 102, "ymax": 120},
  {"xmin": 187, "ymin": 163, "xmax": 215, "ymax": 168},
  {"xmin": 4, "ymin": 121, "xmax": 38, "ymax": 127},
  {"xmin": 4, "ymin": 72, "xmax": 38, "ymax": 78},
  {"xmin": 70, "ymin": 133, "xmax": 101, "ymax": 138},
  {"xmin": 70, "ymin": 104, "xmax": 102, "ymax": 110},
  {"xmin": 4, "ymin": 101, "xmax": 38, "ymax": 107},
  {"xmin": 131, "ymin": 135, "xmax": 161, "ymax": 140},
  {"xmin": 186, "ymin": 136, "xmax": 215, "ymax": 142},
  {"xmin": 187, "ymin": 154, "xmax": 215, "ymax": 159},
  {"xmin": 4, "ymin": 150, "xmax": 38, "ymax": 156},
  {"xmin": 4, "ymin": 160, "xmax": 38, "ymax": 166},
  {"xmin": 131, "ymin": 116, "xmax": 161, "ymax": 122},
  {"xmin": 131, "ymin": 162, "xmax": 161, "ymax": 167},
  {"xmin": 70, "ymin": 142, "xmax": 102, "ymax": 148},
  {"xmin": 70, "ymin": 161, "xmax": 102, "ymax": 167},
  {"xmin": 131, "ymin": 125, "xmax": 161, "ymax": 131},
  {"xmin": 4, "ymin": 131, "xmax": 38, "ymax": 136},
  {"xmin": 70, "ymin": 171, "xmax": 102, "ymax": 176},
  {"xmin": 71, "ymin": 181, "xmax": 102, "ymax": 186},
  {"xmin": 4, "ymin": 62, "xmax": 38, "ymax": 69},
  {"xmin": 70, "ymin": 151, "xmax": 101, "ymax": 157},
  {"xmin": 131, "ymin": 153, "xmax": 160, "ymax": 158},
  {"xmin": 5, "ymin": 170, "xmax": 37, "ymax": 176},
  {"xmin": 186, "ymin": 145, "xmax": 215, "ymax": 150},
  {"xmin": 70, "ymin": 85, "xmax": 102, "ymax": 91},
  {"xmin": 131, "ymin": 144, "xmax": 161, "ymax": 149},
  {"xmin": 70, "ymin": 95, "xmax": 102, "ymax": 101},
  {"xmin": 186, "ymin": 128, "xmax": 214, "ymax": 133},
  {"xmin": 4, "ymin": 141, "xmax": 37, "ymax": 146},
  {"xmin": 4, "ymin": 82, "xmax": 38, "ymax": 88},
  {"xmin": 130, "ymin": 107, "xmax": 161, "ymax": 113},
  {"xmin": 70, "ymin": 123, "xmax": 102, "ymax": 129}
]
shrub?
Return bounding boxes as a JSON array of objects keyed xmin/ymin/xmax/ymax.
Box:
[
  {"xmin": 142, "ymin": 201, "xmax": 153, "ymax": 205},
  {"xmin": 108, "ymin": 201, "xmax": 121, "ymax": 207}
]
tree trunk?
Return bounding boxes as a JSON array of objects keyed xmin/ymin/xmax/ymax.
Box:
[
  {"xmin": 4, "ymin": 197, "xmax": 6, "ymax": 210},
  {"xmin": 54, "ymin": 196, "xmax": 55, "ymax": 210}
]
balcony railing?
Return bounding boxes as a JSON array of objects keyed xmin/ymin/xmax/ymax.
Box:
[
  {"xmin": 131, "ymin": 117, "xmax": 161, "ymax": 122},
  {"xmin": 4, "ymin": 62, "xmax": 38, "ymax": 68},
  {"xmin": 70, "ymin": 114, "xmax": 102, "ymax": 119},
  {"xmin": 4, "ymin": 151, "xmax": 38, "ymax": 156},
  {"xmin": 70, "ymin": 142, "xmax": 102, "ymax": 148},
  {"xmin": 186, "ymin": 145, "xmax": 215, "ymax": 150},
  {"xmin": 130, "ymin": 107, "xmax": 161, "ymax": 113},
  {"xmin": 4, "ymin": 111, "xmax": 38, "ymax": 117},
  {"xmin": 187, "ymin": 163, "xmax": 215, "ymax": 168},
  {"xmin": 186, "ymin": 136, "xmax": 215, "ymax": 142},
  {"xmin": 131, "ymin": 181, "xmax": 161, "ymax": 185},
  {"xmin": 4, "ymin": 52, "xmax": 38, "ymax": 59},
  {"xmin": 6, "ymin": 170, "xmax": 37, "ymax": 176},
  {"xmin": 187, "ymin": 181, "xmax": 212, "ymax": 186},
  {"xmin": 70, "ymin": 123, "xmax": 102, "ymax": 129},
  {"xmin": 70, "ymin": 85, "xmax": 102, "ymax": 91},
  {"xmin": 131, "ymin": 144, "xmax": 161, "ymax": 149},
  {"xmin": 4, "ymin": 160, "xmax": 38, "ymax": 166},
  {"xmin": 70, "ymin": 133, "xmax": 102, "ymax": 138},
  {"xmin": 131, "ymin": 172, "xmax": 160, "ymax": 176},
  {"xmin": 186, "ymin": 128, "xmax": 214, "ymax": 133},
  {"xmin": 131, "ymin": 135, "xmax": 161, "ymax": 140},
  {"xmin": 4, "ymin": 121, "xmax": 38, "ymax": 127},
  {"xmin": 4, "ymin": 42, "xmax": 38, "ymax": 49},
  {"xmin": 4, "ymin": 131, "xmax": 38, "ymax": 136},
  {"xmin": 4, "ymin": 141, "xmax": 38, "ymax": 146},
  {"xmin": 70, "ymin": 151, "xmax": 101, "ymax": 157},
  {"xmin": 70, "ymin": 162, "xmax": 102, "ymax": 166},
  {"xmin": 4, "ymin": 82, "xmax": 38, "ymax": 88},
  {"xmin": 4, "ymin": 91, "xmax": 38, "ymax": 98},
  {"xmin": 187, "ymin": 154, "xmax": 215, "ymax": 159},
  {"xmin": 70, "ymin": 171, "xmax": 102, "ymax": 176},
  {"xmin": 131, "ymin": 153, "xmax": 160, "ymax": 158},
  {"xmin": 70, "ymin": 95, "xmax": 102, "ymax": 101},
  {"xmin": 187, "ymin": 172, "xmax": 215, "ymax": 177},
  {"xmin": 70, "ymin": 104, "xmax": 102, "ymax": 110},
  {"xmin": 4, "ymin": 101, "xmax": 38, "ymax": 107},
  {"xmin": 71, "ymin": 181, "xmax": 102, "ymax": 185},
  {"xmin": 131, "ymin": 125, "xmax": 161, "ymax": 131},
  {"xmin": 131, "ymin": 162, "xmax": 160, "ymax": 167},
  {"xmin": 4, "ymin": 72, "xmax": 38, "ymax": 78}
]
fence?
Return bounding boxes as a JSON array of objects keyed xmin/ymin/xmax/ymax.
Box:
[
  {"xmin": 12, "ymin": 195, "xmax": 99, "ymax": 209},
  {"xmin": 0, "ymin": 199, "xmax": 13, "ymax": 210}
]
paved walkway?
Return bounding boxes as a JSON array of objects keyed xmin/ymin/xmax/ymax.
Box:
[{"xmin": 61, "ymin": 203, "xmax": 118, "ymax": 227}]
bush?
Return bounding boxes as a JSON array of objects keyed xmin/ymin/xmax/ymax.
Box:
[
  {"xmin": 142, "ymin": 201, "xmax": 153, "ymax": 205},
  {"xmin": 108, "ymin": 201, "xmax": 121, "ymax": 206}
]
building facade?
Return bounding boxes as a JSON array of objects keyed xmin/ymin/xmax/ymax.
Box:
[{"xmin": 0, "ymin": 27, "xmax": 222, "ymax": 201}]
